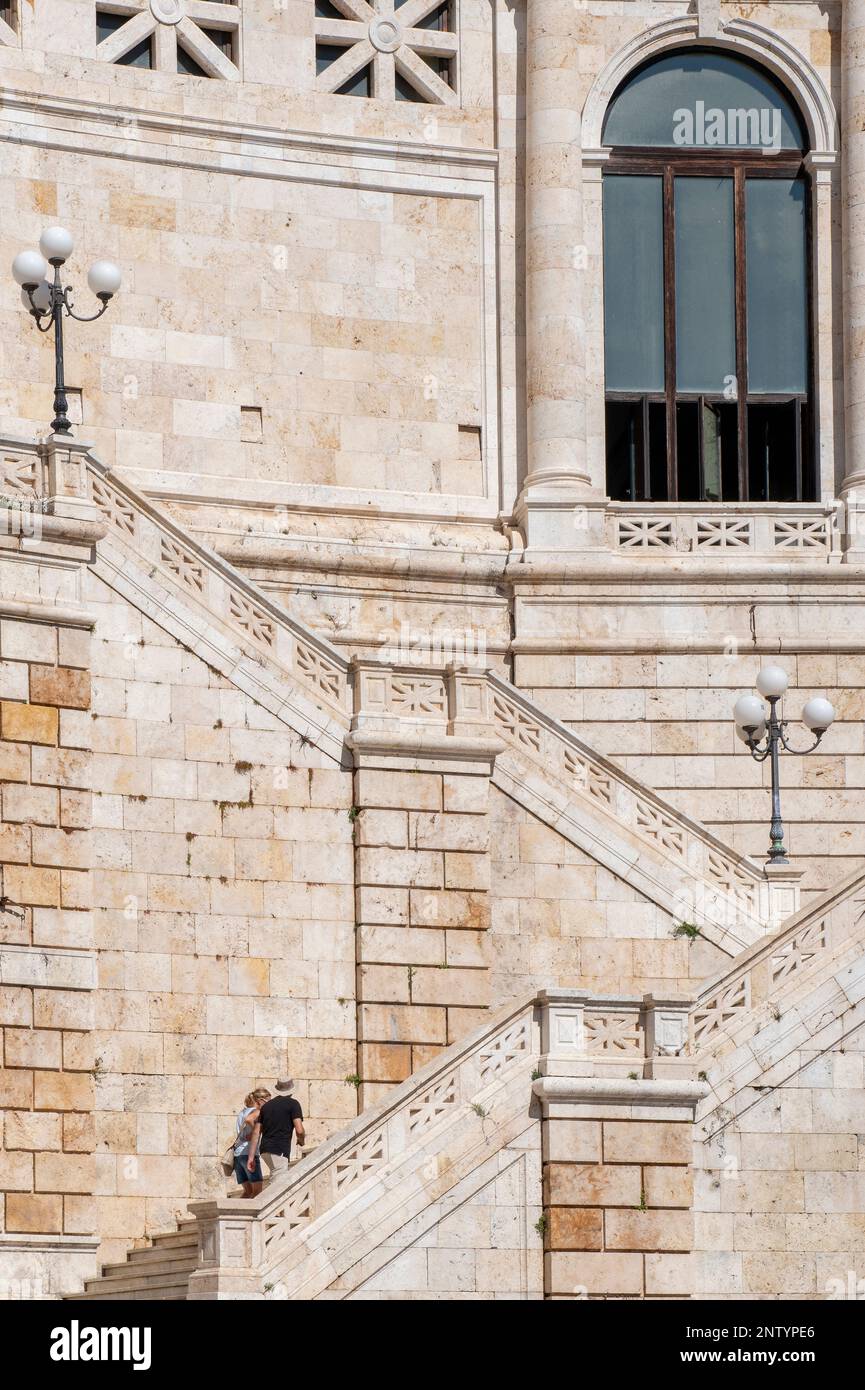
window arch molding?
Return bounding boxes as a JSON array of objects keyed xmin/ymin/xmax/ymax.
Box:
[
  {"xmin": 582, "ymin": 17, "xmax": 837, "ymax": 158},
  {"xmin": 580, "ymin": 17, "xmax": 840, "ymax": 506}
]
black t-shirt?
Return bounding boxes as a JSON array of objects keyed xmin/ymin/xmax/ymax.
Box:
[{"xmin": 258, "ymin": 1095, "xmax": 303, "ymax": 1158}]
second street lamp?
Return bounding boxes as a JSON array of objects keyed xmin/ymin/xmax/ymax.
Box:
[
  {"xmin": 11, "ymin": 227, "xmax": 121, "ymax": 436},
  {"xmin": 733, "ymin": 664, "xmax": 835, "ymax": 866}
]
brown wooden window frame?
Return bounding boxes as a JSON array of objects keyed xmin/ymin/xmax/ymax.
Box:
[{"xmin": 604, "ymin": 147, "xmax": 814, "ymax": 504}]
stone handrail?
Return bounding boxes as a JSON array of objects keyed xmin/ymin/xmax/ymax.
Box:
[
  {"xmin": 6, "ymin": 432, "xmax": 788, "ymax": 937},
  {"xmin": 185, "ymin": 987, "xmax": 695, "ymax": 1296},
  {"xmin": 353, "ymin": 659, "xmax": 788, "ymax": 937},
  {"xmin": 2, "ymin": 434, "xmax": 353, "ymax": 720},
  {"xmin": 690, "ymin": 862, "xmax": 865, "ymax": 1051}
]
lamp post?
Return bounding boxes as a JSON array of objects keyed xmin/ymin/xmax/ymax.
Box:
[
  {"xmin": 733, "ymin": 665, "xmax": 835, "ymax": 865},
  {"xmin": 11, "ymin": 227, "xmax": 121, "ymax": 436}
]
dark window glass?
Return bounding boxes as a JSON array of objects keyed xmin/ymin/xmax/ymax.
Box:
[
  {"xmin": 316, "ymin": 45, "xmax": 372, "ymax": 98},
  {"xmin": 338, "ymin": 65, "xmax": 371, "ymax": 97},
  {"xmin": 746, "ymin": 178, "xmax": 808, "ymax": 394},
  {"xmin": 603, "ymin": 176, "xmax": 665, "ymax": 393},
  {"xmin": 177, "ymin": 43, "xmax": 210, "ymax": 77},
  {"xmin": 395, "ymin": 71, "xmax": 426, "ymax": 103},
  {"xmin": 675, "ymin": 177, "xmax": 735, "ymax": 394},
  {"xmin": 602, "ymin": 49, "xmax": 806, "ymax": 150}
]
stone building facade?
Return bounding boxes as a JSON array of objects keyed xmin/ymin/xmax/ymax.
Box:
[{"xmin": 0, "ymin": 0, "xmax": 864, "ymax": 1300}]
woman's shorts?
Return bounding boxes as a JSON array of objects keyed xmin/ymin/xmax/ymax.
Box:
[{"xmin": 234, "ymin": 1154, "xmax": 262, "ymax": 1184}]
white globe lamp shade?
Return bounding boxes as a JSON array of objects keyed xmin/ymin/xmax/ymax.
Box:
[
  {"xmin": 87, "ymin": 260, "xmax": 121, "ymax": 298},
  {"xmin": 756, "ymin": 665, "xmax": 789, "ymax": 699},
  {"xmin": 21, "ymin": 280, "xmax": 52, "ymax": 314},
  {"xmin": 39, "ymin": 226, "xmax": 74, "ymax": 264},
  {"xmin": 733, "ymin": 694, "xmax": 766, "ymax": 729},
  {"xmin": 802, "ymin": 697, "xmax": 835, "ymax": 732},
  {"xmin": 12, "ymin": 249, "xmax": 49, "ymax": 289},
  {"xmin": 736, "ymin": 720, "xmax": 766, "ymax": 744}
]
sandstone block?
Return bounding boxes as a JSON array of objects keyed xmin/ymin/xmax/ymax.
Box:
[
  {"xmin": 33, "ymin": 1071, "xmax": 93, "ymax": 1112},
  {"xmin": 357, "ymin": 846, "xmax": 443, "ymax": 888},
  {"xmin": 645, "ymin": 1252, "xmax": 694, "ymax": 1296},
  {"xmin": 545, "ymin": 1250, "xmax": 643, "ymax": 1296},
  {"xmin": 543, "ymin": 1120, "xmax": 603, "ymax": 1164},
  {"xmin": 358, "ymin": 963, "xmax": 411, "ymax": 1003},
  {"xmin": 358, "ymin": 1042, "xmax": 412, "ymax": 1083},
  {"xmin": 1, "ymin": 783, "xmax": 58, "ymax": 825},
  {"xmin": 35, "ymin": 1153, "xmax": 95, "ymax": 1194},
  {"xmin": 5, "ymin": 1192, "xmax": 62, "ymax": 1234},
  {"xmin": 1, "ymin": 701, "xmax": 58, "ymax": 744},
  {"xmin": 546, "ymin": 1163, "xmax": 641, "ymax": 1208},
  {"xmin": 604, "ymin": 1208, "xmax": 693, "ymax": 1252},
  {"xmin": 0, "ymin": 1150, "xmax": 34, "ymax": 1191},
  {"xmin": 355, "ymin": 886, "xmax": 409, "ymax": 926},
  {"xmin": 63, "ymin": 1195, "xmax": 97, "ymax": 1235},
  {"xmin": 602, "ymin": 1121, "xmax": 692, "ymax": 1165},
  {"xmin": 411, "ymin": 967, "xmax": 490, "ymax": 1007},
  {"xmin": 359, "ymin": 1003, "xmax": 447, "ymax": 1045},
  {"xmin": 444, "ymin": 852, "xmax": 490, "ymax": 891},
  {"xmin": 3, "ymin": 1028, "xmax": 62, "ymax": 1070},
  {"xmin": 410, "ymin": 811, "xmax": 490, "ymax": 852},
  {"xmin": 356, "ymin": 769, "xmax": 441, "ymax": 811},
  {"xmin": 442, "ymin": 774, "xmax": 489, "ymax": 813},
  {"xmin": 548, "ymin": 1207, "xmax": 603, "ymax": 1251},
  {"xmin": 29, "ymin": 665, "xmax": 91, "ymax": 710},
  {"xmin": 644, "ymin": 1166, "xmax": 693, "ymax": 1209}
]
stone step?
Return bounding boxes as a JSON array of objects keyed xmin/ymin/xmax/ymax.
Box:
[
  {"xmin": 65, "ymin": 1286, "xmax": 186, "ymax": 1302},
  {"xmin": 102, "ymin": 1250, "xmax": 199, "ymax": 1278},
  {"xmin": 74, "ymin": 1269, "xmax": 192, "ymax": 1299},
  {"xmin": 133, "ymin": 1229, "xmax": 198, "ymax": 1252}
]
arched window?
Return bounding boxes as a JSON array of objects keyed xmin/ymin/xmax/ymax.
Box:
[{"xmin": 602, "ymin": 49, "xmax": 812, "ymax": 503}]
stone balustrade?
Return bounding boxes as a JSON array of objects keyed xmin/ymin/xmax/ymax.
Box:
[
  {"xmin": 185, "ymin": 987, "xmax": 702, "ymax": 1298},
  {"xmin": 608, "ymin": 503, "xmax": 841, "ymax": 557},
  {"xmin": 690, "ymin": 863, "xmax": 865, "ymax": 1052}
]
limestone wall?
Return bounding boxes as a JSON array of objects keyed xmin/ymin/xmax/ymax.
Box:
[
  {"xmin": 0, "ymin": 608, "xmax": 98, "ymax": 1296},
  {"xmin": 517, "ymin": 639, "xmax": 865, "ymax": 901},
  {"xmin": 695, "ymin": 968, "xmax": 865, "ymax": 1299},
  {"xmin": 489, "ymin": 785, "xmax": 730, "ymax": 1000},
  {"xmin": 79, "ymin": 565, "xmax": 357, "ymax": 1264}
]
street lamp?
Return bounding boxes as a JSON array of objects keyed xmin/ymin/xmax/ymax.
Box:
[
  {"xmin": 12, "ymin": 227, "xmax": 121, "ymax": 435},
  {"xmin": 733, "ymin": 664, "xmax": 835, "ymax": 865}
]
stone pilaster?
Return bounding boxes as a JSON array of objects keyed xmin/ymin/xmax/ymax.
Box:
[
  {"xmin": 535, "ymin": 1076, "xmax": 706, "ymax": 1300},
  {"xmin": 348, "ymin": 729, "xmax": 498, "ymax": 1110},
  {"xmin": 843, "ymin": 0, "xmax": 865, "ymax": 496},
  {"xmin": 516, "ymin": 0, "xmax": 604, "ymax": 551}
]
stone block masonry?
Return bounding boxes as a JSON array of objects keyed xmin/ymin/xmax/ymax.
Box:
[
  {"xmin": 0, "ymin": 612, "xmax": 99, "ymax": 1296},
  {"xmin": 352, "ymin": 756, "xmax": 494, "ymax": 1108},
  {"xmin": 77, "ymin": 566, "xmax": 358, "ymax": 1268},
  {"xmin": 536, "ymin": 1079, "xmax": 704, "ymax": 1300}
]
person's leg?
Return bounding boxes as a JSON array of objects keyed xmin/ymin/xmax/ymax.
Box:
[{"xmin": 261, "ymin": 1153, "xmax": 288, "ymax": 1183}]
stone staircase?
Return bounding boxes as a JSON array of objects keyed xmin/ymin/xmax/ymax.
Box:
[
  {"xmin": 64, "ymin": 1222, "xmax": 200, "ymax": 1302},
  {"xmin": 3, "ymin": 434, "xmax": 785, "ymax": 955},
  {"xmin": 65, "ymin": 865, "xmax": 865, "ymax": 1301}
]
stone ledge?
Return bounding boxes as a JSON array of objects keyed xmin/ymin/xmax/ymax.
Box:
[
  {"xmin": 533, "ymin": 1077, "xmax": 708, "ymax": 1109},
  {"xmin": 347, "ymin": 728, "xmax": 504, "ymax": 774}
]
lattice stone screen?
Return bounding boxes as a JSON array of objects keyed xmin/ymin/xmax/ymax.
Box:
[
  {"xmin": 315, "ymin": 0, "xmax": 458, "ymax": 104},
  {"xmin": 95, "ymin": 0, "xmax": 240, "ymax": 78}
]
